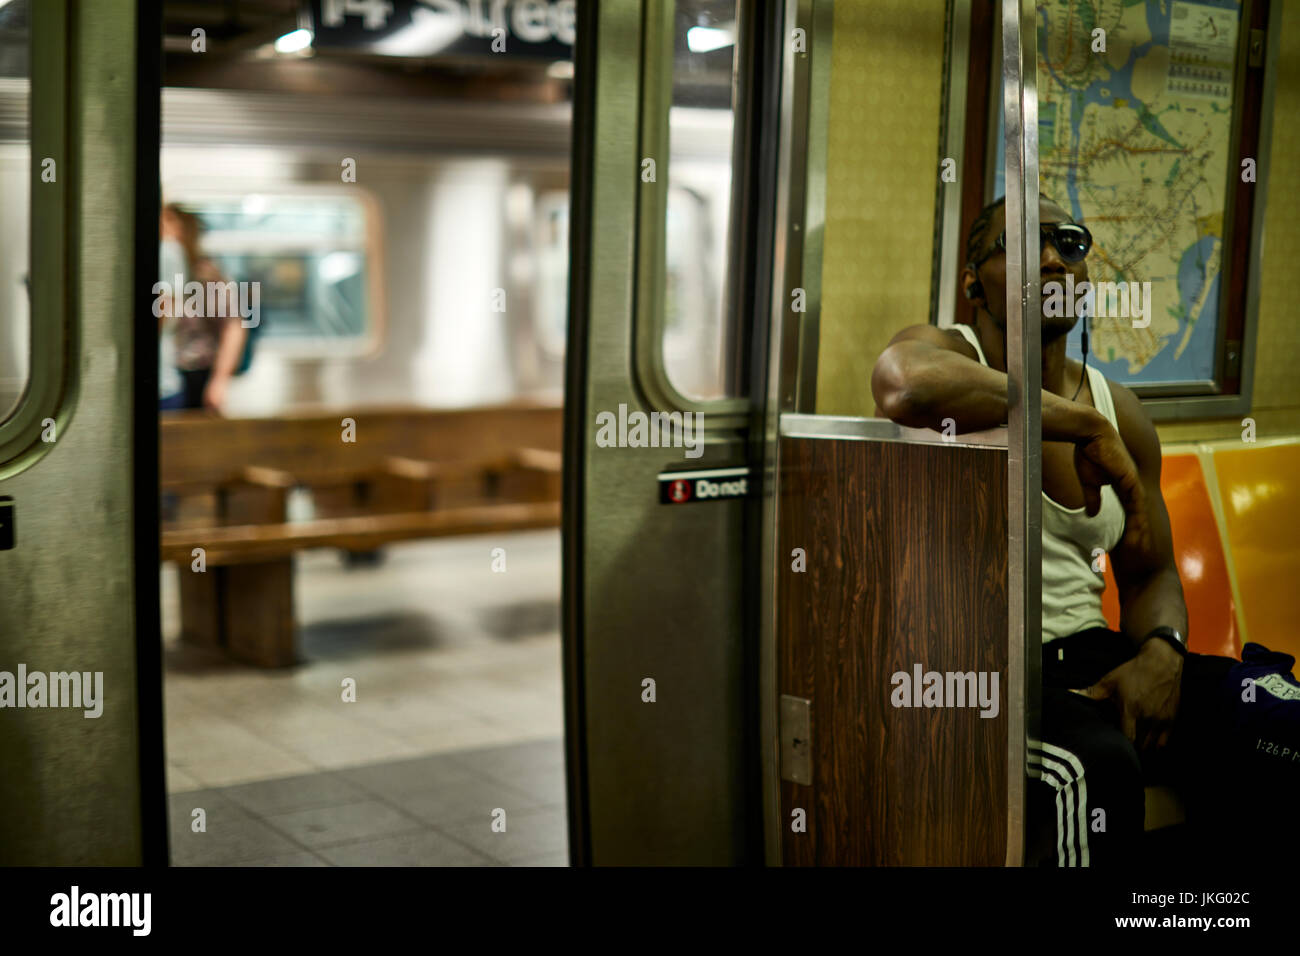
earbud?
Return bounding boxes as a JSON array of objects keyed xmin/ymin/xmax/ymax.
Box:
[{"xmin": 964, "ymin": 262, "xmax": 984, "ymax": 302}]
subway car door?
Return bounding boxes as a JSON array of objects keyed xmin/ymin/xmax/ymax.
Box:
[
  {"xmin": 564, "ymin": 0, "xmax": 782, "ymax": 865},
  {"xmin": 0, "ymin": 0, "xmax": 165, "ymax": 865}
]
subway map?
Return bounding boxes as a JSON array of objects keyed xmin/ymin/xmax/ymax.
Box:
[{"xmin": 995, "ymin": 0, "xmax": 1242, "ymax": 386}]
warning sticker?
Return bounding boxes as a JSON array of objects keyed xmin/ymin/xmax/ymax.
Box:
[{"xmin": 658, "ymin": 467, "xmax": 751, "ymax": 504}]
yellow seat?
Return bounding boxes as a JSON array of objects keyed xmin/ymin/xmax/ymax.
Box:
[{"xmin": 1209, "ymin": 440, "xmax": 1300, "ymax": 662}]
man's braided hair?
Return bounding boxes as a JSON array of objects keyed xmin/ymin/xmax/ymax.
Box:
[{"xmin": 965, "ymin": 193, "xmax": 1059, "ymax": 266}]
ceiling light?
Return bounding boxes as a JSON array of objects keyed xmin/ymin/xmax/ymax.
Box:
[
  {"xmin": 372, "ymin": 7, "xmax": 462, "ymax": 57},
  {"xmin": 273, "ymin": 28, "xmax": 313, "ymax": 55},
  {"xmin": 686, "ymin": 25, "xmax": 733, "ymax": 54}
]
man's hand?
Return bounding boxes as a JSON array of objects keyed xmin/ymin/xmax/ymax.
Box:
[
  {"xmin": 1077, "ymin": 638, "xmax": 1183, "ymax": 752},
  {"xmin": 1073, "ymin": 422, "xmax": 1154, "ymax": 556}
]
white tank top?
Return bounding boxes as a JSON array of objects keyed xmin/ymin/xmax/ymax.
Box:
[{"xmin": 950, "ymin": 323, "xmax": 1126, "ymax": 643}]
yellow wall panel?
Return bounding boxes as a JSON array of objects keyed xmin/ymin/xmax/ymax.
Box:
[{"xmin": 814, "ymin": 0, "xmax": 946, "ymax": 416}]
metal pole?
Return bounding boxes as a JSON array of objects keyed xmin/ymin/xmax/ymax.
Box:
[{"xmin": 1000, "ymin": 0, "xmax": 1042, "ymax": 868}]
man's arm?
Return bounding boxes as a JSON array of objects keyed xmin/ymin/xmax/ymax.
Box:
[
  {"xmin": 872, "ymin": 325, "xmax": 1146, "ymax": 521},
  {"xmin": 872, "ymin": 324, "xmax": 1113, "ymax": 442},
  {"xmin": 1081, "ymin": 381, "xmax": 1186, "ymax": 752},
  {"xmin": 1107, "ymin": 381, "xmax": 1188, "ymax": 644},
  {"xmin": 202, "ymin": 319, "xmax": 246, "ymax": 414}
]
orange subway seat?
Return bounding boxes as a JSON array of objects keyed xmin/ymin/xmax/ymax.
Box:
[{"xmin": 1100, "ymin": 453, "xmax": 1240, "ymax": 658}]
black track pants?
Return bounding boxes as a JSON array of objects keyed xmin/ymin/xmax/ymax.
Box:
[{"xmin": 1027, "ymin": 627, "xmax": 1239, "ymax": 867}]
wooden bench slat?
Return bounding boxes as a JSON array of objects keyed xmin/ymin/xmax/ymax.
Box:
[
  {"xmin": 160, "ymin": 404, "xmax": 562, "ymax": 489},
  {"xmin": 380, "ymin": 455, "xmax": 517, "ymax": 482},
  {"xmin": 160, "ymin": 407, "xmax": 564, "ymax": 667},
  {"xmin": 162, "ymin": 454, "xmax": 533, "ymax": 492},
  {"xmin": 240, "ymin": 464, "xmax": 296, "ymax": 489},
  {"xmin": 515, "ymin": 447, "xmax": 563, "ymax": 473},
  {"xmin": 161, "ymin": 501, "xmax": 560, "ymax": 565}
]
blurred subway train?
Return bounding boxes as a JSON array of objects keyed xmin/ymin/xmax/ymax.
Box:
[{"xmin": 0, "ymin": 0, "xmax": 1297, "ymax": 891}]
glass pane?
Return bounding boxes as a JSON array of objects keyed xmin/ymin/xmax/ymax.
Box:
[
  {"xmin": 0, "ymin": 0, "xmax": 30, "ymax": 422},
  {"xmin": 663, "ymin": 0, "xmax": 739, "ymax": 401},
  {"xmin": 158, "ymin": 191, "xmax": 375, "ymax": 351}
]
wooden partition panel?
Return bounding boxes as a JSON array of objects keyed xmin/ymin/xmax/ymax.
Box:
[{"xmin": 778, "ymin": 435, "xmax": 1009, "ymax": 865}]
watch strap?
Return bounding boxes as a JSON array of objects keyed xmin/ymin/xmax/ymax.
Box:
[{"xmin": 1142, "ymin": 626, "xmax": 1187, "ymax": 657}]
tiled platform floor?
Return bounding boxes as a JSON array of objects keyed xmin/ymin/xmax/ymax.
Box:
[
  {"xmin": 169, "ymin": 740, "xmax": 568, "ymax": 866},
  {"xmin": 161, "ymin": 530, "xmax": 567, "ymax": 865}
]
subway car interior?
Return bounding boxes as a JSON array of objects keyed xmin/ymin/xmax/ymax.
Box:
[{"xmin": 0, "ymin": 0, "xmax": 1298, "ymax": 904}]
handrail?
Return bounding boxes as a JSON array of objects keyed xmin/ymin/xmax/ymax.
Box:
[{"xmin": 1000, "ymin": 0, "xmax": 1043, "ymax": 869}]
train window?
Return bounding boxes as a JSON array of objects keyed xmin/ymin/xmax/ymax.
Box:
[
  {"xmin": 156, "ymin": 189, "xmax": 383, "ymax": 357},
  {"xmin": 660, "ymin": 0, "xmax": 742, "ymax": 402},
  {"xmin": 0, "ymin": 1, "xmax": 30, "ymax": 424}
]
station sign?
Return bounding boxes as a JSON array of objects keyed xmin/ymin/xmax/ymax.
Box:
[
  {"xmin": 308, "ymin": 0, "xmax": 575, "ymax": 60},
  {"xmin": 658, "ymin": 467, "xmax": 752, "ymax": 505}
]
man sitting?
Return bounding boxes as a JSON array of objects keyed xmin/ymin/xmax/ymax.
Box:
[{"xmin": 870, "ymin": 194, "xmax": 1291, "ymax": 865}]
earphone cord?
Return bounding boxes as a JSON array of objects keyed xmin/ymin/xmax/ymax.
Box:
[{"xmin": 1071, "ymin": 319, "xmax": 1089, "ymax": 401}]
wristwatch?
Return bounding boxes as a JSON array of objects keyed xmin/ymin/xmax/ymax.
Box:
[{"xmin": 1141, "ymin": 625, "xmax": 1187, "ymax": 658}]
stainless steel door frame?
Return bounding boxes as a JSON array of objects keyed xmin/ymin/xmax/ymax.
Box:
[
  {"xmin": 756, "ymin": 0, "xmax": 829, "ymax": 867},
  {"xmin": 564, "ymin": 0, "xmax": 764, "ymax": 865},
  {"xmin": 0, "ymin": 0, "xmax": 165, "ymax": 865}
]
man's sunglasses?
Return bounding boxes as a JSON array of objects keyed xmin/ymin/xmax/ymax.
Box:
[{"xmin": 975, "ymin": 222, "xmax": 1093, "ymax": 266}]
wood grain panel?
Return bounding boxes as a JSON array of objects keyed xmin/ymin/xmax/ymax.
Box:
[
  {"xmin": 224, "ymin": 559, "xmax": 296, "ymax": 668},
  {"xmin": 178, "ymin": 565, "xmax": 222, "ymax": 649},
  {"xmin": 778, "ymin": 437, "xmax": 1009, "ymax": 865}
]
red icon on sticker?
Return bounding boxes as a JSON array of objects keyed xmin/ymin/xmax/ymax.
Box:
[{"xmin": 669, "ymin": 479, "xmax": 691, "ymax": 503}]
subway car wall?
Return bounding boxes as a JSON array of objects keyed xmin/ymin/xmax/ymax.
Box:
[
  {"xmin": 814, "ymin": 0, "xmax": 1300, "ymax": 443},
  {"xmin": 765, "ymin": 0, "xmax": 1300, "ymax": 871}
]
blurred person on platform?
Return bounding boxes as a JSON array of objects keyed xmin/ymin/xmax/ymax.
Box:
[
  {"xmin": 160, "ymin": 203, "xmax": 246, "ymax": 413},
  {"xmin": 158, "ymin": 220, "xmax": 185, "ymax": 411}
]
